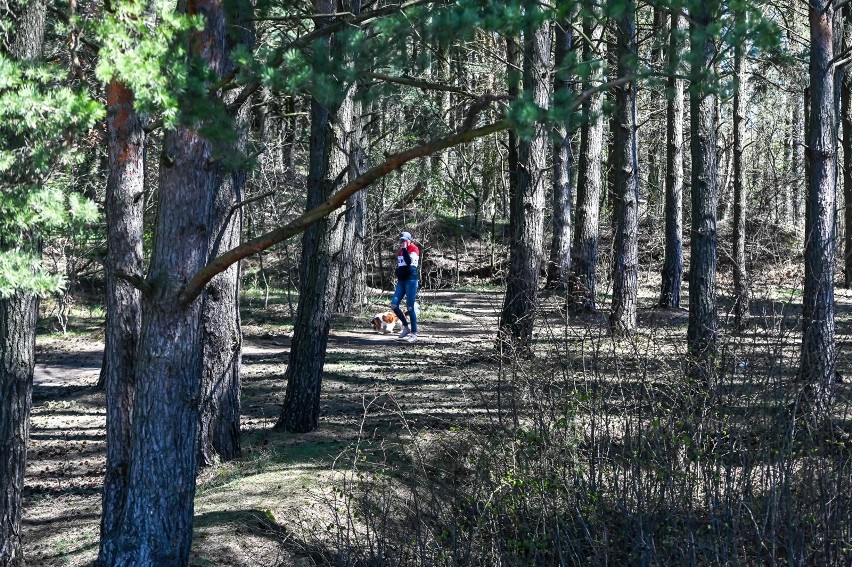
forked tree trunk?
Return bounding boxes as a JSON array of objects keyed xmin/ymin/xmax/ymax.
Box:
[
  {"xmin": 499, "ymin": 16, "xmax": 551, "ymax": 345},
  {"xmin": 110, "ymin": 131, "xmax": 214, "ymax": 567},
  {"xmin": 569, "ymin": 8, "xmax": 605, "ymax": 311},
  {"xmin": 97, "ymin": 79, "xmax": 145, "ymax": 562},
  {"xmin": 732, "ymin": 18, "xmax": 750, "ymax": 330},
  {"xmin": 277, "ymin": 0, "xmax": 354, "ymax": 433},
  {"xmin": 659, "ymin": 12, "xmax": 685, "ymax": 308},
  {"xmin": 105, "ymin": 0, "xmax": 225, "ymax": 562},
  {"xmin": 545, "ymin": 18, "xmax": 575, "ymax": 291},
  {"xmin": 609, "ymin": 0, "xmax": 639, "ymax": 337},
  {"xmin": 687, "ymin": 4, "xmax": 720, "ymax": 385},
  {"xmin": 800, "ymin": 0, "xmax": 837, "ymax": 415},
  {"xmin": 0, "ymin": 2, "xmax": 46, "ymax": 564}
]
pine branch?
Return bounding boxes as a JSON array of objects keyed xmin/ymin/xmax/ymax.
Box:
[
  {"xmin": 179, "ymin": 120, "xmax": 508, "ymax": 305},
  {"xmin": 227, "ymin": 0, "xmax": 439, "ymax": 113}
]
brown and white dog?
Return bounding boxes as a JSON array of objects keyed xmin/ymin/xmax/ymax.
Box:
[
  {"xmin": 370, "ymin": 302, "xmax": 420, "ymax": 334},
  {"xmin": 370, "ymin": 312, "xmax": 400, "ymax": 334}
]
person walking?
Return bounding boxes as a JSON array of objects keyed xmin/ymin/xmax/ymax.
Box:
[{"xmin": 392, "ymin": 231, "xmax": 420, "ymax": 342}]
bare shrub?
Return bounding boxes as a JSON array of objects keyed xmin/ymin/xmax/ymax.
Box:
[{"xmin": 311, "ymin": 291, "xmax": 852, "ymax": 566}]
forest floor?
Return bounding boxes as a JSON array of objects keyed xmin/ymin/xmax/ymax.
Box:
[
  {"xmin": 22, "ymin": 287, "xmax": 507, "ymax": 566},
  {"xmin": 21, "ymin": 270, "xmax": 852, "ymax": 565}
]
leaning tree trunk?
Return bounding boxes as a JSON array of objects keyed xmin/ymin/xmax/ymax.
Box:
[
  {"xmin": 800, "ymin": 0, "xmax": 837, "ymax": 415},
  {"xmin": 659, "ymin": 11, "xmax": 685, "ymax": 308},
  {"xmin": 499, "ymin": 16, "xmax": 551, "ymax": 346},
  {"xmin": 732, "ymin": 19, "xmax": 750, "ymax": 330},
  {"xmin": 197, "ymin": 9, "xmax": 254, "ymax": 467},
  {"xmin": 105, "ymin": 0, "xmax": 225, "ymax": 562},
  {"xmin": 545, "ymin": 18, "xmax": 575, "ymax": 292},
  {"xmin": 97, "ymin": 79, "xmax": 145, "ymax": 562},
  {"xmin": 609, "ymin": 0, "xmax": 639, "ymax": 337},
  {"xmin": 276, "ymin": 0, "xmax": 354, "ymax": 433},
  {"xmin": 0, "ymin": 1, "xmax": 46, "ymax": 565},
  {"xmin": 569, "ymin": 8, "xmax": 605, "ymax": 312},
  {"xmin": 687, "ymin": 4, "xmax": 720, "ymax": 386}
]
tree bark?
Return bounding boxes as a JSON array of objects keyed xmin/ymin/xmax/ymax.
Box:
[
  {"xmin": 732, "ymin": 15, "xmax": 750, "ymax": 331},
  {"xmin": 660, "ymin": 11, "xmax": 685, "ymax": 308},
  {"xmin": 105, "ymin": 0, "xmax": 226, "ymax": 562},
  {"xmin": 687, "ymin": 3, "xmax": 720, "ymax": 385},
  {"xmin": 197, "ymin": 4, "xmax": 254, "ymax": 467},
  {"xmin": 506, "ymin": 36, "xmax": 520, "ymax": 237},
  {"xmin": 97, "ymin": 79, "xmax": 145, "ymax": 562},
  {"xmin": 843, "ymin": 4, "xmax": 852, "ymax": 288},
  {"xmin": 545, "ymin": 18, "xmax": 575, "ymax": 292},
  {"xmin": 276, "ymin": 0, "xmax": 354, "ymax": 433},
  {"xmin": 569, "ymin": 9, "xmax": 604, "ymax": 312},
  {"xmin": 499, "ymin": 16, "xmax": 551, "ymax": 346},
  {"xmin": 1, "ymin": 2, "xmax": 45, "ymax": 564},
  {"xmin": 800, "ymin": 0, "xmax": 837, "ymax": 415},
  {"xmin": 0, "ymin": 294, "xmax": 38, "ymax": 567},
  {"xmin": 197, "ymin": 140, "xmax": 245, "ymax": 466},
  {"xmin": 609, "ymin": 0, "xmax": 639, "ymax": 337},
  {"xmin": 335, "ymin": 90, "xmax": 369, "ymax": 313},
  {"xmin": 792, "ymin": 91, "xmax": 805, "ymax": 228}
]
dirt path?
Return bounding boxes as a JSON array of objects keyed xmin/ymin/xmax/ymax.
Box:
[{"xmin": 22, "ymin": 289, "xmax": 503, "ymax": 566}]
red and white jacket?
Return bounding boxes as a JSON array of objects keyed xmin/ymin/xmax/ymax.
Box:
[{"xmin": 396, "ymin": 242, "xmax": 420, "ymax": 281}]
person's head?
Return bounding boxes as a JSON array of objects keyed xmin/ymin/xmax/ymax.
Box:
[{"xmin": 399, "ymin": 231, "xmax": 412, "ymax": 245}]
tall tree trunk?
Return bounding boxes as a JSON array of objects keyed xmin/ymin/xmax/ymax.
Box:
[
  {"xmin": 336, "ymin": 87, "xmax": 370, "ymax": 313},
  {"xmin": 276, "ymin": 0, "xmax": 354, "ymax": 433},
  {"xmin": 499, "ymin": 16, "xmax": 551, "ymax": 346},
  {"xmin": 197, "ymin": 5, "xmax": 254, "ymax": 467},
  {"xmin": 0, "ymin": 2, "xmax": 45, "ymax": 564},
  {"xmin": 609, "ymin": 0, "xmax": 639, "ymax": 337},
  {"xmin": 506, "ymin": 36, "xmax": 521, "ymax": 235},
  {"xmin": 111, "ymin": 131, "xmax": 214, "ymax": 565},
  {"xmin": 105, "ymin": 0, "xmax": 226, "ymax": 562},
  {"xmin": 197, "ymin": 136, "xmax": 246, "ymax": 467},
  {"xmin": 800, "ymin": 0, "xmax": 838, "ymax": 415},
  {"xmin": 569, "ymin": 8, "xmax": 605, "ymax": 311},
  {"xmin": 792, "ymin": 91, "xmax": 805, "ymax": 228},
  {"xmin": 646, "ymin": 6, "xmax": 667, "ymax": 220},
  {"xmin": 97, "ymin": 79, "xmax": 145, "ymax": 562},
  {"xmin": 0, "ymin": 294, "xmax": 38, "ymax": 567},
  {"xmin": 732, "ymin": 11, "xmax": 750, "ymax": 330},
  {"xmin": 545, "ymin": 18, "xmax": 575, "ymax": 291},
  {"xmin": 843, "ymin": 4, "xmax": 852, "ymax": 288},
  {"xmin": 687, "ymin": 3, "xmax": 720, "ymax": 385},
  {"xmin": 660, "ymin": 11, "xmax": 685, "ymax": 308}
]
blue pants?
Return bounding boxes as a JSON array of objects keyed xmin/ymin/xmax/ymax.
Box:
[{"xmin": 391, "ymin": 279, "xmax": 418, "ymax": 332}]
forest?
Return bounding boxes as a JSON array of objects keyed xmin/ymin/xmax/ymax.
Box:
[{"xmin": 1, "ymin": 0, "xmax": 851, "ymax": 564}]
